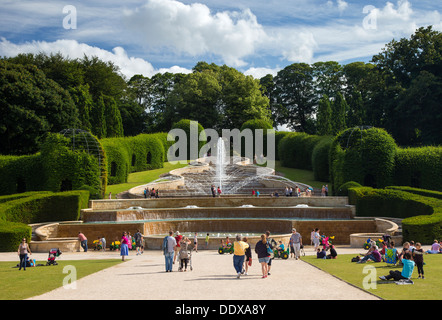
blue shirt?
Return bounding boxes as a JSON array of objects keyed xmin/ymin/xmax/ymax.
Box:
[{"xmin": 401, "ymin": 259, "xmax": 415, "ymax": 279}]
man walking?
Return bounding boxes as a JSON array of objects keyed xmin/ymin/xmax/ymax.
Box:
[
  {"xmin": 289, "ymin": 228, "xmax": 302, "ymax": 260},
  {"xmin": 233, "ymin": 235, "xmax": 249, "ymax": 278},
  {"xmin": 78, "ymin": 232, "xmax": 88, "ymax": 252},
  {"xmin": 162, "ymin": 231, "xmax": 176, "ymax": 272},
  {"xmin": 134, "ymin": 229, "xmax": 143, "ymax": 255}
]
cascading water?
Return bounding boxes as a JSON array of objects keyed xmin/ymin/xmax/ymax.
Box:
[{"xmin": 215, "ymin": 137, "xmax": 227, "ymax": 192}]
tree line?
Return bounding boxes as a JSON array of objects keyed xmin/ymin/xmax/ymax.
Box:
[{"xmin": 0, "ymin": 26, "xmax": 440, "ymax": 156}]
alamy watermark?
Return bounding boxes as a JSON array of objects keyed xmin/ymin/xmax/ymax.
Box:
[
  {"xmin": 63, "ymin": 5, "xmax": 77, "ymax": 30},
  {"xmin": 166, "ymin": 121, "xmax": 275, "ymax": 169}
]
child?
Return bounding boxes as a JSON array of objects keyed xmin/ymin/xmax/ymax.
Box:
[
  {"xmin": 193, "ymin": 232, "xmax": 198, "ymax": 252},
  {"xmin": 412, "ymin": 242, "xmax": 425, "ymax": 279},
  {"xmin": 276, "ymin": 241, "xmax": 285, "ymax": 255},
  {"xmin": 243, "ymin": 237, "xmax": 252, "ymax": 275},
  {"xmin": 205, "ymin": 233, "xmax": 210, "ymax": 249}
]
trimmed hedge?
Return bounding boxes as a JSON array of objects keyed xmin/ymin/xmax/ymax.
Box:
[
  {"xmin": 348, "ymin": 186, "xmax": 442, "ymax": 244},
  {"xmin": 101, "ymin": 133, "xmax": 165, "ymax": 185},
  {"xmin": 0, "ymin": 190, "xmax": 89, "ymax": 252},
  {"xmin": 275, "ymin": 131, "xmax": 291, "ymax": 161},
  {"xmin": 394, "ymin": 146, "xmax": 442, "ymax": 191},
  {"xmin": 337, "ymin": 181, "xmax": 362, "ymax": 196},
  {"xmin": 278, "ymin": 132, "xmax": 323, "ymax": 170},
  {"xmin": 240, "ymin": 119, "xmax": 274, "ymax": 158},
  {"xmin": 311, "ymin": 135, "xmax": 333, "ymax": 182},
  {"xmin": 329, "ymin": 127, "xmax": 397, "ymax": 194}
]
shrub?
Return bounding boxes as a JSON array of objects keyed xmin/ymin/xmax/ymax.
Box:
[
  {"xmin": 394, "ymin": 146, "xmax": 442, "ymax": 191},
  {"xmin": 101, "ymin": 137, "xmax": 130, "ymax": 185},
  {"xmin": 170, "ymin": 119, "xmax": 206, "ymax": 160},
  {"xmin": 337, "ymin": 181, "xmax": 362, "ymax": 196},
  {"xmin": 275, "ymin": 131, "xmax": 291, "ymax": 161},
  {"xmin": 240, "ymin": 119, "xmax": 274, "ymax": 159},
  {"xmin": 311, "ymin": 136, "xmax": 333, "ymax": 181},
  {"xmin": 278, "ymin": 132, "xmax": 323, "ymax": 170},
  {"xmin": 348, "ymin": 186, "xmax": 442, "ymax": 244},
  {"xmin": 329, "ymin": 127, "xmax": 397, "ymax": 194},
  {"xmin": 0, "ymin": 221, "xmax": 31, "ymax": 252}
]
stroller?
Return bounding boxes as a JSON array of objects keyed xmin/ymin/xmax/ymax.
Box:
[
  {"xmin": 177, "ymin": 247, "xmax": 193, "ymax": 271},
  {"xmin": 46, "ymin": 248, "xmax": 62, "ymax": 266}
]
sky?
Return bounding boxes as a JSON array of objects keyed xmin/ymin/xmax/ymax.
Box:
[{"xmin": 0, "ymin": 0, "xmax": 441, "ymax": 80}]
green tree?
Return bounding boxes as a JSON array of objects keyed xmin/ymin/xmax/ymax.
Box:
[
  {"xmin": 103, "ymin": 95, "xmax": 124, "ymax": 138},
  {"xmin": 0, "ymin": 60, "xmax": 79, "ymax": 155},
  {"xmin": 273, "ymin": 63, "xmax": 317, "ymax": 133},
  {"xmin": 316, "ymin": 95, "xmax": 333, "ymax": 135},
  {"xmin": 331, "ymin": 92, "xmax": 347, "ymax": 135}
]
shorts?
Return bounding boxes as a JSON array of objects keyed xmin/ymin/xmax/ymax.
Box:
[{"xmin": 258, "ymin": 257, "xmax": 270, "ymax": 264}]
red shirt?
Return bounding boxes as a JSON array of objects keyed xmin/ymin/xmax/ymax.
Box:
[{"xmin": 175, "ymin": 235, "xmax": 183, "ymax": 247}]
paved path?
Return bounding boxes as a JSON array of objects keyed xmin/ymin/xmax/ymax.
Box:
[{"xmin": 1, "ymin": 246, "xmax": 383, "ymax": 300}]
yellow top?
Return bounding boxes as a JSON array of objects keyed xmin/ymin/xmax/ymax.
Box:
[{"xmin": 233, "ymin": 241, "xmax": 249, "ymax": 256}]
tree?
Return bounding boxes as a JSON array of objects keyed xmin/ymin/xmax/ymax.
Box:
[
  {"xmin": 103, "ymin": 95, "xmax": 124, "ymax": 138},
  {"xmin": 331, "ymin": 92, "xmax": 347, "ymax": 135},
  {"xmin": 312, "ymin": 61, "xmax": 344, "ymax": 98},
  {"xmin": 273, "ymin": 63, "xmax": 317, "ymax": 133},
  {"xmin": 316, "ymin": 95, "xmax": 333, "ymax": 135},
  {"xmin": 0, "ymin": 60, "xmax": 79, "ymax": 155}
]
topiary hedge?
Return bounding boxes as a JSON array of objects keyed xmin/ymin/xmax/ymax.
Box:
[
  {"xmin": 348, "ymin": 186, "xmax": 442, "ymax": 244},
  {"xmin": 278, "ymin": 132, "xmax": 323, "ymax": 170},
  {"xmin": 329, "ymin": 127, "xmax": 397, "ymax": 195},
  {"xmin": 240, "ymin": 119, "xmax": 274, "ymax": 159},
  {"xmin": 311, "ymin": 135, "xmax": 333, "ymax": 182},
  {"xmin": 0, "ymin": 190, "xmax": 89, "ymax": 252},
  {"xmin": 337, "ymin": 181, "xmax": 362, "ymax": 196},
  {"xmin": 393, "ymin": 146, "xmax": 442, "ymax": 191},
  {"xmin": 275, "ymin": 131, "xmax": 291, "ymax": 161}
]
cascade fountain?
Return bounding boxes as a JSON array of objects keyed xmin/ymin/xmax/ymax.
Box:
[{"xmin": 215, "ymin": 137, "xmax": 227, "ymax": 191}]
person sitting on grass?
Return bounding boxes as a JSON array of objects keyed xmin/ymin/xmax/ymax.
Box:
[
  {"xmin": 327, "ymin": 245, "xmax": 338, "ymax": 259},
  {"xmin": 379, "ymin": 252, "xmax": 415, "ymax": 283},
  {"xmin": 358, "ymin": 245, "xmax": 382, "ymax": 263},
  {"xmin": 316, "ymin": 248, "xmax": 326, "ymax": 259}
]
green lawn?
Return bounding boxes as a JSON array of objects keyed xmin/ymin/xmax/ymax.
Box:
[
  {"xmin": 274, "ymin": 161, "xmax": 328, "ymax": 189},
  {"xmin": 0, "ymin": 259, "xmax": 122, "ymax": 300},
  {"xmin": 302, "ymin": 254, "xmax": 442, "ymax": 300},
  {"xmin": 106, "ymin": 161, "xmax": 189, "ymax": 198}
]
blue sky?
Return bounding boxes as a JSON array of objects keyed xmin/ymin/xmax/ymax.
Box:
[{"xmin": 0, "ymin": 0, "xmax": 441, "ymax": 79}]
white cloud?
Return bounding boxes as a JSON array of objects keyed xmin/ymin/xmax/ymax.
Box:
[
  {"xmin": 0, "ymin": 38, "xmax": 191, "ymax": 79},
  {"xmin": 122, "ymin": 0, "xmax": 268, "ymax": 67},
  {"xmin": 243, "ymin": 66, "xmax": 281, "ymax": 79}
]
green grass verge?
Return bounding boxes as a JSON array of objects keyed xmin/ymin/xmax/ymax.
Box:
[
  {"xmin": 0, "ymin": 259, "xmax": 122, "ymax": 300},
  {"xmin": 274, "ymin": 161, "xmax": 328, "ymax": 189},
  {"xmin": 106, "ymin": 161, "xmax": 189, "ymax": 198},
  {"xmin": 302, "ymin": 254, "xmax": 442, "ymax": 300}
]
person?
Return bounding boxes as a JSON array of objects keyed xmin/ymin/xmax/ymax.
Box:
[
  {"xmin": 310, "ymin": 229, "xmax": 314, "ymax": 246},
  {"xmin": 384, "ymin": 240, "xmax": 399, "ymax": 264},
  {"xmin": 276, "ymin": 241, "xmax": 285, "ymax": 256},
  {"xmin": 426, "ymin": 239, "xmax": 440, "ymax": 254},
  {"xmin": 379, "ymin": 252, "xmax": 415, "ymax": 283},
  {"xmin": 17, "ymin": 238, "xmax": 32, "ymax": 271},
  {"xmin": 265, "ymin": 231, "xmax": 275, "ymax": 275},
  {"xmin": 134, "ymin": 230, "xmax": 143, "ymax": 255},
  {"xmin": 162, "ymin": 231, "xmax": 176, "ymax": 272},
  {"xmin": 251, "ymin": 189, "xmax": 256, "ymax": 197},
  {"xmin": 409, "ymin": 241, "xmax": 416, "ymax": 252},
  {"xmin": 205, "ymin": 233, "xmax": 210, "ymax": 249},
  {"xmin": 193, "ymin": 232, "xmax": 198, "ymax": 252},
  {"xmin": 312, "ymin": 228, "xmax": 320, "ymax": 252},
  {"xmin": 317, "ymin": 248, "xmax": 326, "ymax": 259},
  {"xmin": 108, "ymin": 192, "xmax": 112, "ymax": 199},
  {"xmin": 174, "ymin": 231, "xmax": 183, "ymax": 264},
  {"xmin": 243, "ymin": 237, "xmax": 252, "ymax": 275},
  {"xmin": 127, "ymin": 232, "xmax": 133, "ymax": 251},
  {"xmin": 289, "ymin": 187, "xmax": 293, "ymax": 197},
  {"xmin": 225, "ymin": 236, "xmax": 232, "ymax": 247},
  {"xmin": 232, "ymin": 235, "xmax": 249, "ymax": 278},
  {"xmin": 78, "ymin": 232, "xmax": 88, "ymax": 252},
  {"xmin": 289, "ymin": 228, "xmax": 302, "ymax": 260},
  {"xmin": 412, "ymin": 242, "xmax": 425, "ymax": 279},
  {"xmin": 144, "ymin": 188, "xmax": 147, "ymax": 198},
  {"xmin": 100, "ymin": 236, "xmax": 106, "ymax": 251},
  {"xmin": 321, "ymin": 185, "xmax": 326, "ymax": 197},
  {"xmin": 211, "ymin": 185, "xmax": 216, "ymax": 197},
  {"xmin": 217, "ymin": 186, "xmax": 222, "ymax": 197},
  {"xmin": 358, "ymin": 245, "xmax": 382, "ymax": 263},
  {"xmin": 285, "ymin": 187, "xmax": 289, "ymax": 197},
  {"xmin": 398, "ymin": 241, "xmax": 411, "ymax": 263},
  {"xmin": 120, "ymin": 232, "xmax": 130, "ymax": 261},
  {"xmin": 255, "ymin": 234, "xmax": 269, "ymax": 278},
  {"xmin": 327, "ymin": 245, "xmax": 338, "ymax": 259},
  {"xmin": 179, "ymin": 237, "xmax": 191, "ymax": 271},
  {"xmin": 256, "ymin": 190, "xmax": 260, "ymax": 197},
  {"xmin": 325, "ymin": 185, "xmax": 328, "ymax": 196}
]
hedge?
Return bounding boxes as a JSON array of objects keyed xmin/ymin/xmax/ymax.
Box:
[
  {"xmin": 329, "ymin": 127, "xmax": 397, "ymax": 194},
  {"xmin": 275, "ymin": 131, "xmax": 291, "ymax": 161},
  {"xmin": 311, "ymin": 136, "xmax": 333, "ymax": 182},
  {"xmin": 240, "ymin": 119, "xmax": 274, "ymax": 159},
  {"xmin": 0, "ymin": 190, "xmax": 89, "ymax": 252},
  {"xmin": 337, "ymin": 181, "xmax": 362, "ymax": 196},
  {"xmin": 278, "ymin": 132, "xmax": 323, "ymax": 170},
  {"xmin": 348, "ymin": 186, "xmax": 442, "ymax": 244},
  {"xmin": 393, "ymin": 146, "xmax": 442, "ymax": 191}
]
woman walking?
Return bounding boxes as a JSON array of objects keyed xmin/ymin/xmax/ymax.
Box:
[
  {"xmin": 120, "ymin": 232, "xmax": 129, "ymax": 261},
  {"xmin": 233, "ymin": 235, "xmax": 249, "ymax": 279},
  {"xmin": 255, "ymin": 234, "xmax": 270, "ymax": 278},
  {"xmin": 17, "ymin": 238, "xmax": 32, "ymax": 271}
]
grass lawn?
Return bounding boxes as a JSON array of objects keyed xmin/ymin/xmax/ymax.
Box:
[
  {"xmin": 302, "ymin": 254, "xmax": 442, "ymax": 300},
  {"xmin": 106, "ymin": 161, "xmax": 189, "ymax": 198},
  {"xmin": 0, "ymin": 259, "xmax": 122, "ymax": 300},
  {"xmin": 274, "ymin": 161, "xmax": 328, "ymax": 189}
]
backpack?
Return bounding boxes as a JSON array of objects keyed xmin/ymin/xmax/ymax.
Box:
[{"xmin": 351, "ymin": 256, "xmax": 360, "ymax": 262}]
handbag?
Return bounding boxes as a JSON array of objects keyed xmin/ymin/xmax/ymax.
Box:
[{"xmin": 248, "ymin": 257, "xmax": 252, "ymax": 266}]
